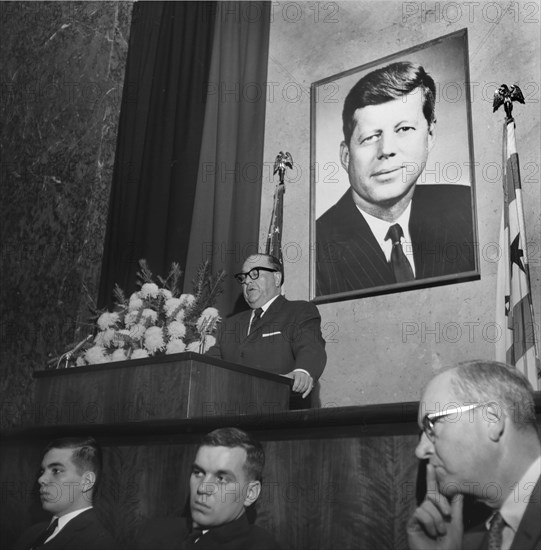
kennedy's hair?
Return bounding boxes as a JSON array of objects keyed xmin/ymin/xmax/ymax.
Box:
[
  {"xmin": 43, "ymin": 436, "xmax": 102, "ymax": 490},
  {"xmin": 199, "ymin": 427, "xmax": 265, "ymax": 482},
  {"xmin": 450, "ymin": 360, "xmax": 537, "ymax": 430},
  {"xmin": 342, "ymin": 61, "xmax": 436, "ymax": 145}
]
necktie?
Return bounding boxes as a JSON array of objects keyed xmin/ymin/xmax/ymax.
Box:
[
  {"xmin": 248, "ymin": 307, "xmax": 263, "ymax": 335},
  {"xmin": 487, "ymin": 511, "xmax": 506, "ymax": 550},
  {"xmin": 30, "ymin": 517, "xmax": 58, "ymax": 549},
  {"xmin": 183, "ymin": 528, "xmax": 203, "ymax": 548},
  {"xmin": 385, "ymin": 223, "xmax": 414, "ymax": 282}
]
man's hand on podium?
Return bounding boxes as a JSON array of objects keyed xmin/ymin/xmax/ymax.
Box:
[{"xmin": 283, "ymin": 370, "xmax": 314, "ymax": 398}]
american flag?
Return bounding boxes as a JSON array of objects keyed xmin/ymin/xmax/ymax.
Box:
[{"xmin": 495, "ymin": 120, "xmax": 540, "ymax": 389}]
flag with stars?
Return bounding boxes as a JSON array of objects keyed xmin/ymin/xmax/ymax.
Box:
[{"xmin": 496, "ymin": 120, "xmax": 540, "ymax": 389}]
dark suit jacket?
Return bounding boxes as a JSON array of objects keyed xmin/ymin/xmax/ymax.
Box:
[
  {"xmin": 12, "ymin": 508, "xmax": 118, "ymax": 550},
  {"xmin": 135, "ymin": 514, "xmax": 281, "ymax": 550},
  {"xmin": 207, "ymin": 295, "xmax": 326, "ymax": 380},
  {"xmin": 316, "ymin": 184, "xmax": 476, "ymax": 296},
  {"xmin": 463, "ymin": 478, "xmax": 541, "ymax": 550}
]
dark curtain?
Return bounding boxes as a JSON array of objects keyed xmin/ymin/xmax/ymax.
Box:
[
  {"xmin": 184, "ymin": 1, "xmax": 271, "ymax": 317},
  {"xmin": 98, "ymin": 1, "xmax": 217, "ymax": 307}
]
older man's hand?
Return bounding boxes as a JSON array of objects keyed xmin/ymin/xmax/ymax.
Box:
[
  {"xmin": 284, "ymin": 370, "xmax": 314, "ymax": 398},
  {"xmin": 407, "ymin": 464, "xmax": 464, "ymax": 550}
]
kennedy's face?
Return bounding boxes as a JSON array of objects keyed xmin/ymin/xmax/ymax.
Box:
[
  {"xmin": 341, "ymin": 89, "xmax": 435, "ymax": 213},
  {"xmin": 190, "ymin": 446, "xmax": 258, "ymax": 528}
]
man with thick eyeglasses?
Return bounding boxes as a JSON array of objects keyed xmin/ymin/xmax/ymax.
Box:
[
  {"xmin": 407, "ymin": 360, "xmax": 540, "ymax": 550},
  {"xmin": 207, "ymin": 253, "xmax": 326, "ymax": 407}
]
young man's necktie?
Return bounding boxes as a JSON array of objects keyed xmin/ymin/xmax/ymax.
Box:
[{"xmin": 30, "ymin": 517, "xmax": 58, "ymax": 550}]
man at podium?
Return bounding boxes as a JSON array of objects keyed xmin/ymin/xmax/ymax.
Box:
[{"xmin": 207, "ymin": 253, "xmax": 326, "ymax": 407}]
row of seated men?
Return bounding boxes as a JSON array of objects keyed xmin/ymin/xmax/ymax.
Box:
[{"xmin": 11, "ymin": 360, "xmax": 541, "ymax": 550}]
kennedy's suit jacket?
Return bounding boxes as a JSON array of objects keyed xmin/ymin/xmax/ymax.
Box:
[
  {"xmin": 316, "ymin": 184, "xmax": 476, "ymax": 296},
  {"xmin": 207, "ymin": 295, "xmax": 326, "ymax": 380},
  {"xmin": 12, "ymin": 508, "xmax": 118, "ymax": 550},
  {"xmin": 463, "ymin": 478, "xmax": 541, "ymax": 550},
  {"xmin": 134, "ymin": 514, "xmax": 281, "ymax": 550}
]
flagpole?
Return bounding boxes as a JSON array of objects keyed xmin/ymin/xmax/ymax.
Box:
[{"xmin": 494, "ymin": 83, "xmax": 540, "ymax": 388}]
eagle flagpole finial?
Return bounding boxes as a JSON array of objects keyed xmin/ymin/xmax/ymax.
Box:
[
  {"xmin": 493, "ymin": 84, "xmax": 525, "ymax": 121},
  {"xmin": 273, "ymin": 151, "xmax": 293, "ymax": 185},
  {"xmin": 266, "ymin": 152, "xmax": 293, "ymax": 266}
]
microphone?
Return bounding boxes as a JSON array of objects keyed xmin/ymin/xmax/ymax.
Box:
[{"xmin": 65, "ymin": 334, "xmax": 93, "ymax": 360}]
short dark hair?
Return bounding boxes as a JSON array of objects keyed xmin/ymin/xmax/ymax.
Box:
[
  {"xmin": 43, "ymin": 436, "xmax": 103, "ymax": 489},
  {"xmin": 245, "ymin": 253, "xmax": 284, "ymax": 286},
  {"xmin": 342, "ymin": 61, "xmax": 436, "ymax": 145},
  {"xmin": 199, "ymin": 427, "xmax": 265, "ymax": 482},
  {"xmin": 450, "ymin": 360, "xmax": 537, "ymax": 430}
]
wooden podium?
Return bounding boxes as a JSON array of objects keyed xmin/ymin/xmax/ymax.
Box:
[{"xmin": 31, "ymin": 352, "xmax": 292, "ymax": 427}]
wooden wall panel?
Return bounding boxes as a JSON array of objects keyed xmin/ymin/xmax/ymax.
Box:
[
  {"xmin": 1, "ymin": 431, "xmax": 419, "ymax": 550},
  {"xmin": 3, "ymin": 402, "xmax": 538, "ymax": 549}
]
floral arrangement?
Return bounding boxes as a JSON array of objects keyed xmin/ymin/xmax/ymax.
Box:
[{"xmin": 62, "ymin": 260, "xmax": 225, "ymax": 367}]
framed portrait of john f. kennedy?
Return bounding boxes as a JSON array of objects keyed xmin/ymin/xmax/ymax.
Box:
[{"xmin": 310, "ymin": 29, "xmax": 479, "ymax": 304}]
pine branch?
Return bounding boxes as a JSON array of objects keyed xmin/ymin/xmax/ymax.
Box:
[
  {"xmin": 113, "ymin": 283, "xmax": 128, "ymax": 307},
  {"xmin": 136, "ymin": 258, "xmax": 154, "ymax": 286},
  {"xmin": 203, "ymin": 269, "xmax": 226, "ymax": 308},
  {"xmin": 192, "ymin": 261, "xmax": 210, "ymax": 300},
  {"xmin": 157, "ymin": 262, "xmax": 183, "ymax": 295}
]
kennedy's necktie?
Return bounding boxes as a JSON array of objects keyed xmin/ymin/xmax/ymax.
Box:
[
  {"xmin": 30, "ymin": 517, "xmax": 58, "ymax": 549},
  {"xmin": 248, "ymin": 307, "xmax": 263, "ymax": 335},
  {"xmin": 385, "ymin": 223, "xmax": 414, "ymax": 282},
  {"xmin": 487, "ymin": 511, "xmax": 506, "ymax": 550}
]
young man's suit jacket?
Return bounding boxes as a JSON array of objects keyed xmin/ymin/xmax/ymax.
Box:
[
  {"xmin": 12, "ymin": 508, "xmax": 118, "ymax": 550},
  {"xmin": 207, "ymin": 295, "xmax": 326, "ymax": 380},
  {"xmin": 135, "ymin": 514, "xmax": 280, "ymax": 550},
  {"xmin": 462, "ymin": 478, "xmax": 541, "ymax": 550},
  {"xmin": 316, "ymin": 184, "xmax": 476, "ymax": 296}
]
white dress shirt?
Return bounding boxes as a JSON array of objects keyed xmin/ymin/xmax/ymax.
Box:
[
  {"xmin": 45, "ymin": 506, "xmax": 93, "ymax": 543},
  {"xmin": 487, "ymin": 456, "xmax": 541, "ymax": 550},
  {"xmin": 356, "ymin": 202, "xmax": 416, "ymax": 276}
]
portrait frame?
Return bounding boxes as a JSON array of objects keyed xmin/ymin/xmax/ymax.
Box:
[{"xmin": 309, "ymin": 29, "xmax": 480, "ymax": 304}]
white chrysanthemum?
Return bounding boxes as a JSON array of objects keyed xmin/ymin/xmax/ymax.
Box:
[
  {"xmin": 113, "ymin": 329, "xmax": 131, "ymax": 348},
  {"xmin": 128, "ymin": 292, "xmax": 143, "ymax": 311},
  {"xmin": 159, "ymin": 288, "xmax": 172, "ymax": 300},
  {"xmin": 75, "ymin": 356, "xmax": 86, "ymax": 367},
  {"xmin": 85, "ymin": 346, "xmax": 109, "ymax": 365},
  {"xmin": 131, "ymin": 348, "xmax": 149, "ymax": 360},
  {"xmin": 201, "ymin": 335, "xmax": 216, "ymax": 353},
  {"xmin": 186, "ymin": 341, "xmax": 201, "ymax": 353},
  {"xmin": 144, "ymin": 326, "xmax": 165, "ymax": 353},
  {"xmin": 141, "ymin": 308, "xmax": 158, "ymax": 324},
  {"xmin": 129, "ymin": 324, "xmax": 146, "ymax": 341},
  {"xmin": 97, "ymin": 312, "xmax": 120, "ymax": 330},
  {"xmin": 179, "ymin": 294, "xmax": 196, "ymax": 307},
  {"xmin": 140, "ymin": 283, "xmax": 159, "ymax": 298},
  {"xmin": 94, "ymin": 328, "xmax": 115, "ymax": 347},
  {"xmin": 165, "ymin": 297, "xmax": 181, "ymax": 317},
  {"xmin": 168, "ymin": 321, "xmax": 186, "ymax": 339},
  {"xmin": 124, "ymin": 310, "xmax": 140, "ymax": 327},
  {"xmin": 197, "ymin": 307, "xmax": 220, "ymax": 332},
  {"xmin": 175, "ymin": 309, "xmax": 186, "ymax": 322},
  {"xmin": 166, "ymin": 339, "xmax": 186, "ymax": 354},
  {"xmin": 111, "ymin": 348, "xmax": 128, "ymax": 362}
]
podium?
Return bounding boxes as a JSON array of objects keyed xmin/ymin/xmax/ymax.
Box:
[{"xmin": 31, "ymin": 352, "xmax": 292, "ymax": 426}]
